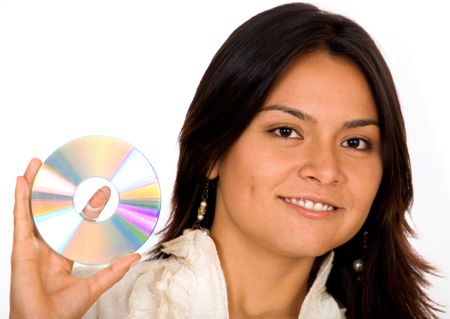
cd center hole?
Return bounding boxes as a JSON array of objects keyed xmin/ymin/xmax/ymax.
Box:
[{"xmin": 74, "ymin": 177, "xmax": 119, "ymax": 222}]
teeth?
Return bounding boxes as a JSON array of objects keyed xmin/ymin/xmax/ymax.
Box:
[
  {"xmin": 284, "ymin": 197, "xmax": 335, "ymax": 211},
  {"xmin": 313, "ymin": 203, "xmax": 323, "ymax": 210}
]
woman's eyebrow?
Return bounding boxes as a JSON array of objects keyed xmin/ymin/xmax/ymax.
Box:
[
  {"xmin": 261, "ymin": 104, "xmax": 379, "ymax": 128},
  {"xmin": 261, "ymin": 105, "xmax": 317, "ymax": 123},
  {"xmin": 343, "ymin": 119, "xmax": 379, "ymax": 129}
]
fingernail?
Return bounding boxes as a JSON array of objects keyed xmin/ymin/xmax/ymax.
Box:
[
  {"xmin": 88, "ymin": 186, "xmax": 111, "ymax": 208},
  {"xmin": 25, "ymin": 158, "xmax": 40, "ymax": 176},
  {"xmin": 82, "ymin": 186, "xmax": 111, "ymax": 220}
]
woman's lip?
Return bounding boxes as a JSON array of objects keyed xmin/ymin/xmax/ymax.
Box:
[
  {"xmin": 279, "ymin": 196, "xmax": 340, "ymax": 220},
  {"xmin": 279, "ymin": 195, "xmax": 340, "ymax": 210}
]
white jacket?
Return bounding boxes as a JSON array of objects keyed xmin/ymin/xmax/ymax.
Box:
[{"xmin": 75, "ymin": 229, "xmax": 346, "ymax": 318}]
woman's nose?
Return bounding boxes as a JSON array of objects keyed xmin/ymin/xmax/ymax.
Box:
[{"xmin": 297, "ymin": 142, "xmax": 344, "ymax": 185}]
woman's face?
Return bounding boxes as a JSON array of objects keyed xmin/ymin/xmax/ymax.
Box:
[{"xmin": 210, "ymin": 51, "xmax": 382, "ymax": 258}]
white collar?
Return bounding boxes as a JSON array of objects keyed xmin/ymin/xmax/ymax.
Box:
[{"xmin": 157, "ymin": 229, "xmax": 345, "ymax": 318}]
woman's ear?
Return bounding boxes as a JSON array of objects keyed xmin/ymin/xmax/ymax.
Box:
[{"xmin": 207, "ymin": 161, "xmax": 219, "ymax": 180}]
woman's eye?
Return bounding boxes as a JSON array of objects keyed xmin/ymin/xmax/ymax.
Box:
[
  {"xmin": 271, "ymin": 127, "xmax": 301, "ymax": 139},
  {"xmin": 342, "ymin": 138, "xmax": 372, "ymax": 150}
]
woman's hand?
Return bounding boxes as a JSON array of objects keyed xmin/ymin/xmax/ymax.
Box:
[{"xmin": 10, "ymin": 158, "xmax": 141, "ymax": 319}]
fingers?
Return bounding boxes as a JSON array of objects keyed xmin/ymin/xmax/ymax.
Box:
[
  {"xmin": 86, "ymin": 253, "xmax": 141, "ymax": 302},
  {"xmin": 13, "ymin": 176, "xmax": 35, "ymax": 242},
  {"xmin": 82, "ymin": 186, "xmax": 111, "ymax": 220},
  {"xmin": 13, "ymin": 159, "xmax": 42, "ymax": 242},
  {"xmin": 24, "ymin": 158, "xmax": 42, "ymax": 185}
]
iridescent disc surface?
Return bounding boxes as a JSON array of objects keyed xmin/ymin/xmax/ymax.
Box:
[{"xmin": 31, "ymin": 136, "xmax": 161, "ymax": 265}]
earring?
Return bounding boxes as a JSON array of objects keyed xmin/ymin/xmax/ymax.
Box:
[
  {"xmin": 193, "ymin": 180, "xmax": 209, "ymax": 231},
  {"xmin": 352, "ymin": 259, "xmax": 364, "ymax": 273},
  {"xmin": 353, "ymin": 230, "xmax": 368, "ymax": 273}
]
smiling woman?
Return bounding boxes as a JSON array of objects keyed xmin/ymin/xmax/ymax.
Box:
[
  {"xmin": 205, "ymin": 53, "xmax": 383, "ymax": 317},
  {"xmin": 151, "ymin": 3, "xmax": 440, "ymax": 318},
  {"xmin": 9, "ymin": 2, "xmax": 440, "ymax": 319},
  {"xmin": 208, "ymin": 52, "xmax": 383, "ymax": 267}
]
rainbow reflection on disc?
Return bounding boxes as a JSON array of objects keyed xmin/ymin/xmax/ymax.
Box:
[{"xmin": 31, "ymin": 136, "xmax": 161, "ymax": 265}]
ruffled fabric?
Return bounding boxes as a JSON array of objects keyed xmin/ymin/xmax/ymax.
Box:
[
  {"xmin": 128, "ymin": 229, "xmax": 228, "ymax": 318},
  {"xmin": 76, "ymin": 229, "xmax": 346, "ymax": 318},
  {"xmin": 128, "ymin": 229, "xmax": 345, "ymax": 319}
]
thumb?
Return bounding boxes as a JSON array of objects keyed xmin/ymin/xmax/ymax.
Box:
[
  {"xmin": 86, "ymin": 253, "xmax": 141, "ymax": 302},
  {"xmin": 82, "ymin": 186, "xmax": 111, "ymax": 220}
]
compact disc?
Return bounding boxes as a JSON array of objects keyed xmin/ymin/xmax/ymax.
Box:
[{"xmin": 31, "ymin": 136, "xmax": 161, "ymax": 265}]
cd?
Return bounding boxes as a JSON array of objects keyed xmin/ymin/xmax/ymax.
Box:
[{"xmin": 31, "ymin": 135, "xmax": 161, "ymax": 265}]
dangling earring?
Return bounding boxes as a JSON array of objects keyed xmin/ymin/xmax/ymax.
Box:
[
  {"xmin": 193, "ymin": 180, "xmax": 209, "ymax": 232},
  {"xmin": 352, "ymin": 258, "xmax": 364, "ymax": 273},
  {"xmin": 353, "ymin": 230, "xmax": 368, "ymax": 274}
]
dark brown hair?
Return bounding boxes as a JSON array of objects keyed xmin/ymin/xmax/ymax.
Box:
[{"xmin": 152, "ymin": 3, "xmax": 440, "ymax": 318}]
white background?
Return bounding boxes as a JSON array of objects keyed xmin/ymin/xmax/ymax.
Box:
[{"xmin": 1, "ymin": 0, "xmax": 449, "ymax": 316}]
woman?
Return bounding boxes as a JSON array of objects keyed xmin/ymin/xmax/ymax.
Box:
[{"xmin": 10, "ymin": 3, "xmax": 440, "ymax": 318}]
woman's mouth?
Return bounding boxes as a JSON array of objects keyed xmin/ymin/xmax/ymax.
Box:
[
  {"xmin": 282, "ymin": 197, "xmax": 337, "ymax": 211},
  {"xmin": 280, "ymin": 196, "xmax": 340, "ymax": 219}
]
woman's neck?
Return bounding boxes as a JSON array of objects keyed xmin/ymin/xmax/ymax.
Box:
[{"xmin": 211, "ymin": 223, "xmax": 315, "ymax": 319}]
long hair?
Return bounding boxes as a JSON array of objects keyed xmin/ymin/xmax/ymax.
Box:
[{"xmin": 152, "ymin": 3, "xmax": 439, "ymax": 318}]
